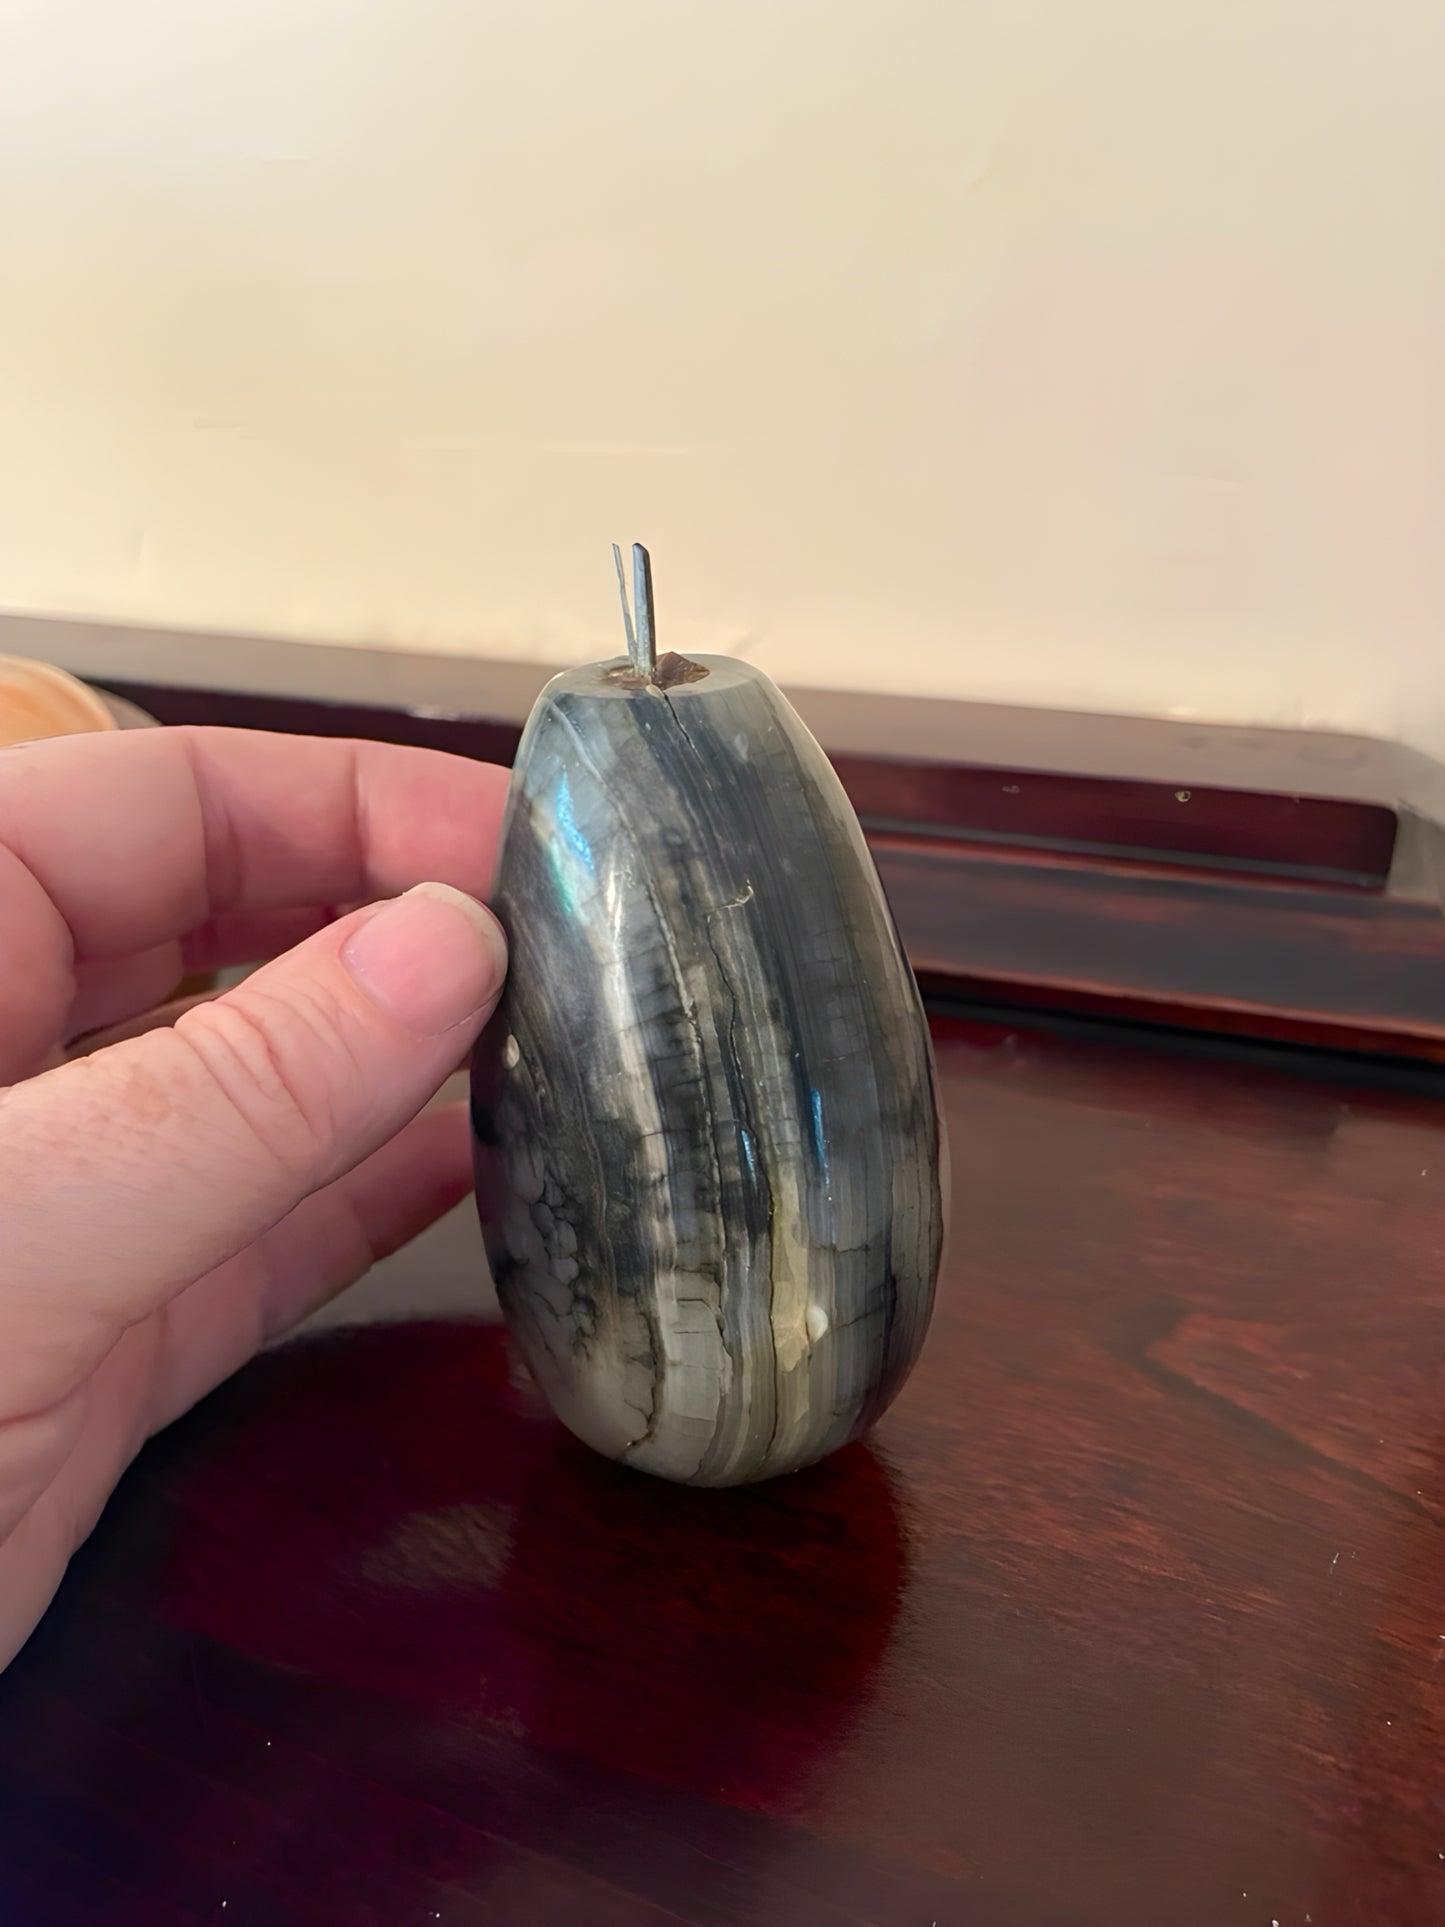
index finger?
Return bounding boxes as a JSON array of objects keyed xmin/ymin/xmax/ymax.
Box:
[
  {"xmin": 1, "ymin": 726, "xmax": 510, "ymax": 957},
  {"xmin": 0, "ymin": 727, "xmax": 510, "ymax": 1075}
]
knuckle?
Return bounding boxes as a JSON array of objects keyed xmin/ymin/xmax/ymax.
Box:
[{"xmin": 172, "ymin": 982, "xmax": 356, "ymax": 1183}]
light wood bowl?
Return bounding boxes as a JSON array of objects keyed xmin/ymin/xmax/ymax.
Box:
[{"xmin": 0, "ymin": 655, "xmax": 134, "ymax": 746}]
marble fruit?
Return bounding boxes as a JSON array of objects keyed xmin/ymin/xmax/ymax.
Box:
[{"xmin": 471, "ymin": 649, "xmax": 944, "ymax": 1487}]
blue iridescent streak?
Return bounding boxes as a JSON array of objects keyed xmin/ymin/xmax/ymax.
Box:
[
  {"xmin": 553, "ymin": 771, "xmax": 595, "ymax": 875},
  {"xmin": 545, "ymin": 769, "xmax": 596, "ymax": 920},
  {"xmin": 810, "ymin": 1086, "xmax": 827, "ymax": 1165}
]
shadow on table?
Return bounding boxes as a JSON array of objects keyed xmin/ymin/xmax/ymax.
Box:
[{"xmin": 0, "ymin": 1320, "xmax": 918, "ymax": 1925}]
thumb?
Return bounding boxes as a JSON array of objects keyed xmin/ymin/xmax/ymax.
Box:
[{"xmin": 1, "ymin": 881, "xmax": 506, "ymax": 1413}]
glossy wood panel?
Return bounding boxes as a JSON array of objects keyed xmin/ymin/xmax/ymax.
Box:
[
  {"xmin": 66, "ymin": 674, "xmax": 1404, "ymax": 886},
  {"xmin": 0, "ymin": 605, "xmax": 1411, "ymax": 881},
  {"xmin": 13, "ymin": 611, "xmax": 1445, "ymax": 1050},
  {"xmin": 3, "ymin": 1013, "xmax": 1444, "ymax": 1925},
  {"xmin": 884, "ymin": 835, "xmax": 1445, "ymax": 1052}
]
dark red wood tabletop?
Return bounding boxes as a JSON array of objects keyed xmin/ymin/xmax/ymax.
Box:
[{"xmin": 3, "ymin": 1009, "xmax": 1444, "ymax": 1926}]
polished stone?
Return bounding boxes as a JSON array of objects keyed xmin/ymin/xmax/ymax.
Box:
[{"xmin": 472, "ymin": 652, "xmax": 944, "ymax": 1486}]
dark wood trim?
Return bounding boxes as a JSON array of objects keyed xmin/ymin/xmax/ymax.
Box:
[
  {"xmin": 895, "ymin": 831, "xmax": 1445, "ymax": 1054},
  {"xmin": 8, "ymin": 608, "xmax": 1445, "ymax": 1053},
  {"xmin": 4, "ymin": 610, "xmax": 1413, "ymax": 881},
  {"xmin": 915, "ymin": 972, "xmax": 1445, "ymax": 1069}
]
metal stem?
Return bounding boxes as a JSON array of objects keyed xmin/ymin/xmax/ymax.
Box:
[
  {"xmin": 631, "ymin": 544, "xmax": 656, "ymax": 677},
  {"xmin": 611, "ymin": 541, "xmax": 656, "ymax": 678},
  {"xmin": 611, "ymin": 543, "xmax": 637, "ymax": 662}
]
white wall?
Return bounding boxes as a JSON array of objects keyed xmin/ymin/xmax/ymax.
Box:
[{"xmin": 2, "ymin": 0, "xmax": 1444, "ymax": 749}]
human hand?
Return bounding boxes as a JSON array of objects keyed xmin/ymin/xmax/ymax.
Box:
[{"xmin": 0, "ymin": 726, "xmax": 510, "ymax": 1668}]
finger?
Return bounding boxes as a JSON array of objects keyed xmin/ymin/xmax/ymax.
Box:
[
  {"xmin": 0, "ymin": 1402, "xmax": 134, "ymax": 1671},
  {"xmin": 0, "ymin": 1287, "xmax": 155, "ymax": 1546},
  {"xmin": 0, "ymin": 1104, "xmax": 474, "ymax": 1565},
  {"xmin": 181, "ymin": 905, "xmax": 346, "ymax": 974},
  {"xmin": 65, "ymin": 946, "xmax": 186, "ymax": 1044},
  {"xmin": 0, "ymin": 728, "xmax": 510, "ymax": 952},
  {"xmin": 145, "ymin": 1101, "xmax": 476, "ymax": 1432},
  {"xmin": 66, "ymin": 990, "xmax": 225, "ymax": 1058},
  {"xmin": 0, "ymin": 729, "xmax": 509, "ymax": 1079},
  {"xmin": 0, "ymin": 882, "xmax": 505, "ymax": 1416},
  {"xmin": 64, "ymin": 905, "xmax": 337, "ymax": 1043},
  {"xmin": 0, "ymin": 1094, "xmax": 475, "ymax": 1669}
]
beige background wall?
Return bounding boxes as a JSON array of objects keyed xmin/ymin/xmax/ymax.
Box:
[{"xmin": 2, "ymin": 0, "xmax": 1443, "ymax": 748}]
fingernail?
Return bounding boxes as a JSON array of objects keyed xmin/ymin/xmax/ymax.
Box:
[{"xmin": 340, "ymin": 882, "xmax": 507, "ymax": 1036}]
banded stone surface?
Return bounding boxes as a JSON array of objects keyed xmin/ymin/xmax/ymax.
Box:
[{"xmin": 471, "ymin": 654, "xmax": 944, "ymax": 1486}]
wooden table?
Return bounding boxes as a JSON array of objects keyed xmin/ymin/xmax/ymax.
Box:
[{"xmin": 4, "ymin": 1007, "xmax": 1444, "ymax": 1926}]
